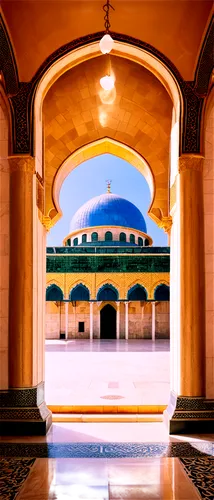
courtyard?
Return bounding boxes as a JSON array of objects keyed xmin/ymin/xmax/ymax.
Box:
[{"xmin": 45, "ymin": 339, "xmax": 170, "ymax": 407}]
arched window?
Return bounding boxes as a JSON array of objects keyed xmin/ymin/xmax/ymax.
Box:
[
  {"xmin": 91, "ymin": 232, "xmax": 98, "ymax": 242},
  {"xmin": 70, "ymin": 284, "xmax": 90, "ymax": 301},
  {"xmin": 119, "ymin": 232, "xmax": 126, "ymax": 242},
  {"xmin": 82, "ymin": 234, "xmax": 87, "ymax": 243},
  {"xmin": 127, "ymin": 284, "xmax": 147, "ymax": 301},
  {"xmin": 145, "ymin": 238, "xmax": 149, "ymax": 246},
  {"xmin": 46, "ymin": 284, "xmax": 63, "ymax": 301},
  {"xmin": 138, "ymin": 237, "xmax": 143, "ymax": 246},
  {"xmin": 154, "ymin": 284, "xmax": 170, "ymax": 301},
  {"xmin": 97, "ymin": 284, "xmax": 118, "ymax": 301},
  {"xmin": 130, "ymin": 234, "xmax": 135, "ymax": 244},
  {"xmin": 105, "ymin": 231, "xmax": 113, "ymax": 241},
  {"xmin": 67, "ymin": 238, "xmax": 71, "ymax": 247},
  {"xmin": 73, "ymin": 237, "xmax": 78, "ymax": 246}
]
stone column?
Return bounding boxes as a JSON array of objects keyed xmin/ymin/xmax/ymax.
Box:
[
  {"xmin": 152, "ymin": 302, "xmax": 156, "ymax": 342},
  {"xmin": 65, "ymin": 301, "xmax": 69, "ymax": 339},
  {"xmin": 90, "ymin": 301, "xmax": 93, "ymax": 340},
  {"xmin": 125, "ymin": 301, "xmax": 129, "ymax": 340},
  {"xmin": 0, "ymin": 157, "xmax": 52, "ymax": 435},
  {"xmin": 179, "ymin": 154, "xmax": 205, "ymax": 396},
  {"xmin": 164, "ymin": 155, "xmax": 214, "ymax": 434},
  {"xmin": 116, "ymin": 301, "xmax": 120, "ymax": 339},
  {"xmin": 9, "ymin": 157, "xmax": 35, "ymax": 388}
]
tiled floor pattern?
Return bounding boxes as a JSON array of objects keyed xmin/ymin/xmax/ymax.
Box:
[
  {"xmin": 180, "ymin": 457, "xmax": 214, "ymax": 500},
  {"xmin": 45, "ymin": 340, "xmax": 170, "ymax": 406},
  {"xmin": 0, "ymin": 457, "xmax": 35, "ymax": 500},
  {"xmin": 1, "ymin": 454, "xmax": 212, "ymax": 499},
  {"xmin": 0, "ymin": 423, "xmax": 214, "ymax": 499}
]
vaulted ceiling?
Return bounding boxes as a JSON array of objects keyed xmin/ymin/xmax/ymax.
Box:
[
  {"xmin": 1, "ymin": 0, "xmax": 212, "ymax": 81},
  {"xmin": 43, "ymin": 55, "xmax": 172, "ymax": 219}
]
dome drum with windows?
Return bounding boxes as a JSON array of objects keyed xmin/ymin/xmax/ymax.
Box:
[{"xmin": 63, "ymin": 190, "xmax": 152, "ymax": 247}]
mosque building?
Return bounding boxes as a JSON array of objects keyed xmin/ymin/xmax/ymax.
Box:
[{"xmin": 46, "ymin": 183, "xmax": 170, "ymax": 340}]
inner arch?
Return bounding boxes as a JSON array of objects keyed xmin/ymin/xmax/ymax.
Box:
[{"xmin": 52, "ymin": 139, "xmax": 154, "ymax": 227}]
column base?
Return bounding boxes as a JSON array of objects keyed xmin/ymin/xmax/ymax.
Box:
[
  {"xmin": 164, "ymin": 391, "xmax": 214, "ymax": 434},
  {"xmin": 0, "ymin": 382, "xmax": 52, "ymax": 436}
]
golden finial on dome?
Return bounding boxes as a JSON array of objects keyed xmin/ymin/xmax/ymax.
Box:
[{"xmin": 106, "ymin": 179, "xmax": 112, "ymax": 193}]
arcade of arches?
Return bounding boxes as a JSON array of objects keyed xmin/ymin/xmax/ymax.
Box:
[{"xmin": 0, "ymin": 3, "xmax": 214, "ymax": 438}]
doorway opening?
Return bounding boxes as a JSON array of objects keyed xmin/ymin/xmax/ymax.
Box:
[{"xmin": 100, "ymin": 304, "xmax": 117, "ymax": 339}]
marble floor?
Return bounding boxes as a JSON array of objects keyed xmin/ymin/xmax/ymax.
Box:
[
  {"xmin": 0, "ymin": 423, "xmax": 213, "ymax": 499},
  {"xmin": 45, "ymin": 340, "xmax": 170, "ymax": 406}
]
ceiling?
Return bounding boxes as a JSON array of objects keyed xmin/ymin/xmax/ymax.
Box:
[
  {"xmin": 1, "ymin": 0, "xmax": 212, "ymax": 81},
  {"xmin": 43, "ymin": 55, "xmax": 172, "ymax": 220}
]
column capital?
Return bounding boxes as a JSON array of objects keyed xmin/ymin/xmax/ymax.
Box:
[
  {"xmin": 158, "ymin": 216, "xmax": 173, "ymax": 233},
  {"xmin": 178, "ymin": 154, "xmax": 204, "ymax": 173},
  {"xmin": 8, "ymin": 155, "xmax": 35, "ymax": 174},
  {"xmin": 38, "ymin": 214, "xmax": 53, "ymax": 232}
]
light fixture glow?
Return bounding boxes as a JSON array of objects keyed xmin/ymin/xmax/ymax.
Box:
[
  {"xmin": 99, "ymin": 33, "xmax": 114, "ymax": 54},
  {"xmin": 100, "ymin": 75, "xmax": 115, "ymax": 91}
]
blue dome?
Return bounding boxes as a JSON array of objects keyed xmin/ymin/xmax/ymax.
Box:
[{"xmin": 70, "ymin": 193, "xmax": 147, "ymax": 233}]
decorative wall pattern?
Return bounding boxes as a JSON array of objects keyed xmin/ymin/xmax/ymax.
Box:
[
  {"xmin": 1, "ymin": 13, "xmax": 213, "ymax": 158},
  {"xmin": 46, "ymin": 255, "xmax": 170, "ymax": 274},
  {"xmin": 46, "ymin": 271, "xmax": 170, "ymax": 300}
]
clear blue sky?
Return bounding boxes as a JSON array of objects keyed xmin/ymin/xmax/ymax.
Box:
[{"xmin": 47, "ymin": 154, "xmax": 167, "ymax": 247}]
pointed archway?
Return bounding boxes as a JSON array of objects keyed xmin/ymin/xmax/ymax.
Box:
[{"xmin": 100, "ymin": 304, "xmax": 116, "ymax": 340}]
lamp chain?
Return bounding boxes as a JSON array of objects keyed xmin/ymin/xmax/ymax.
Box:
[{"xmin": 103, "ymin": 0, "xmax": 115, "ymax": 32}]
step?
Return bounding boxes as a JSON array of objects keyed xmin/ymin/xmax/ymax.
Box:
[
  {"xmin": 48, "ymin": 405, "xmax": 166, "ymax": 414},
  {"xmin": 52, "ymin": 413, "xmax": 163, "ymax": 423}
]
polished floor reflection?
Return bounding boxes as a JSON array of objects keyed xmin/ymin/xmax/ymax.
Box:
[
  {"xmin": 15, "ymin": 457, "xmax": 201, "ymax": 499},
  {"xmin": 1, "ymin": 423, "xmax": 213, "ymax": 499},
  {"xmin": 45, "ymin": 340, "xmax": 170, "ymax": 406}
]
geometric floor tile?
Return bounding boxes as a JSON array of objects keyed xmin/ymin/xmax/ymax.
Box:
[
  {"xmin": 180, "ymin": 457, "xmax": 214, "ymax": 500},
  {"xmin": 0, "ymin": 441, "xmax": 213, "ymax": 458},
  {"xmin": 0, "ymin": 458, "xmax": 35, "ymax": 500}
]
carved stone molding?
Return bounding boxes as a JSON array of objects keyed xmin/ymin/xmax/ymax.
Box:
[
  {"xmin": 36, "ymin": 172, "xmax": 44, "ymax": 214},
  {"xmin": 8, "ymin": 156, "xmax": 35, "ymax": 174},
  {"xmin": 0, "ymin": 14, "xmax": 19, "ymax": 95},
  {"xmin": 193, "ymin": 15, "xmax": 214, "ymax": 96},
  {"xmin": 158, "ymin": 216, "xmax": 173, "ymax": 233},
  {"xmin": 0, "ymin": 382, "xmax": 44, "ymax": 407},
  {"xmin": 38, "ymin": 213, "xmax": 53, "ymax": 232},
  {"xmin": 1, "ymin": 14, "xmax": 213, "ymax": 157},
  {"xmin": 179, "ymin": 154, "xmax": 204, "ymax": 173},
  {"xmin": 0, "ymin": 382, "xmax": 52, "ymax": 435},
  {"xmin": 164, "ymin": 391, "xmax": 214, "ymax": 434},
  {"xmin": 10, "ymin": 82, "xmax": 33, "ymax": 154},
  {"xmin": 181, "ymin": 83, "xmax": 203, "ymax": 153}
]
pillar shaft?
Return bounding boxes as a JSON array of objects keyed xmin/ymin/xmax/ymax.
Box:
[
  {"xmin": 3, "ymin": 157, "xmax": 52, "ymax": 435},
  {"xmin": 179, "ymin": 154, "xmax": 205, "ymax": 396},
  {"xmin": 116, "ymin": 302, "xmax": 120, "ymax": 339},
  {"xmin": 90, "ymin": 302, "xmax": 93, "ymax": 340},
  {"xmin": 9, "ymin": 157, "xmax": 35, "ymax": 388},
  {"xmin": 125, "ymin": 302, "xmax": 129, "ymax": 340},
  {"xmin": 152, "ymin": 302, "xmax": 156, "ymax": 342},
  {"xmin": 65, "ymin": 302, "xmax": 69, "ymax": 339}
]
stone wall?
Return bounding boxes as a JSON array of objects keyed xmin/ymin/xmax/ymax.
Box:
[{"xmin": 45, "ymin": 301, "xmax": 170, "ymax": 339}]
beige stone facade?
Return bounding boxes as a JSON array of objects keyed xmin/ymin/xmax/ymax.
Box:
[{"xmin": 45, "ymin": 300, "xmax": 170, "ymax": 340}]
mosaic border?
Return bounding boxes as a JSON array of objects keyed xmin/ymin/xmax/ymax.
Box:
[
  {"xmin": 0, "ymin": 382, "xmax": 44, "ymax": 408},
  {"xmin": 0, "ymin": 457, "xmax": 35, "ymax": 500},
  {"xmin": 0, "ymin": 441, "xmax": 213, "ymax": 459},
  {"xmin": 180, "ymin": 457, "xmax": 214, "ymax": 500}
]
